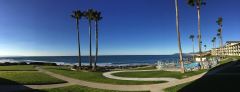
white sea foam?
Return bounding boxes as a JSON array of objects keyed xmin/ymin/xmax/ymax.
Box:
[
  {"xmin": 0, "ymin": 59, "xmax": 19, "ymax": 63},
  {"xmin": 0, "ymin": 59, "xmax": 153, "ymax": 66},
  {"xmin": 23, "ymin": 60, "xmax": 47, "ymax": 62}
]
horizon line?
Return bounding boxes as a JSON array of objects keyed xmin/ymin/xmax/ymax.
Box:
[{"xmin": 0, "ymin": 54, "xmax": 178, "ymax": 57}]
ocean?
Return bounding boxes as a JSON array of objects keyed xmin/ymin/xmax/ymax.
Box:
[{"xmin": 0, "ymin": 55, "xmax": 189, "ymax": 66}]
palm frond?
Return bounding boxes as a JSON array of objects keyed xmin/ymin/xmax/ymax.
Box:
[
  {"xmin": 187, "ymin": 0, "xmax": 195, "ymax": 6},
  {"xmin": 85, "ymin": 9, "xmax": 95, "ymax": 20},
  {"xmin": 71, "ymin": 10, "xmax": 83, "ymax": 19},
  {"xmin": 217, "ymin": 33, "xmax": 221, "ymax": 37},
  {"xmin": 189, "ymin": 35, "xmax": 194, "ymax": 39},
  {"xmin": 211, "ymin": 39, "xmax": 214, "ymax": 42},
  {"xmin": 216, "ymin": 17, "xmax": 223, "ymax": 26},
  {"xmin": 71, "ymin": 15, "xmax": 76, "ymax": 18},
  {"xmin": 217, "ymin": 28, "xmax": 221, "ymax": 33},
  {"xmin": 200, "ymin": 0, "xmax": 206, "ymax": 5},
  {"xmin": 92, "ymin": 11, "xmax": 103, "ymax": 21},
  {"xmin": 213, "ymin": 37, "xmax": 216, "ymax": 40}
]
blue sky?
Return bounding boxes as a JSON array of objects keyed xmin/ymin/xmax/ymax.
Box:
[{"xmin": 0, "ymin": 0, "xmax": 239, "ymax": 56}]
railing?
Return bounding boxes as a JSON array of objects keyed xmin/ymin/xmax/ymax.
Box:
[{"xmin": 156, "ymin": 57, "xmax": 220, "ymax": 72}]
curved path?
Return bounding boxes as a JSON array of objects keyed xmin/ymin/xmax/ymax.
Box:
[
  {"xmin": 0, "ymin": 67, "xmax": 207, "ymax": 92},
  {"xmin": 35, "ymin": 67, "xmax": 206, "ymax": 92},
  {"xmin": 103, "ymin": 70, "xmax": 179, "ymax": 82}
]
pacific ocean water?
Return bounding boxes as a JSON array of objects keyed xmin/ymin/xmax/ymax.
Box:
[{"xmin": 0, "ymin": 55, "xmax": 190, "ymax": 66}]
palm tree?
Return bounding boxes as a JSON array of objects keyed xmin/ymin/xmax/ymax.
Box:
[
  {"xmin": 204, "ymin": 45, "xmax": 207, "ymax": 51},
  {"xmin": 217, "ymin": 33, "xmax": 221, "ymax": 55},
  {"xmin": 217, "ymin": 33, "xmax": 221, "ymax": 47},
  {"xmin": 216, "ymin": 17, "xmax": 223, "ymax": 47},
  {"xmin": 211, "ymin": 39, "xmax": 214, "ymax": 48},
  {"xmin": 84, "ymin": 9, "xmax": 95, "ymax": 68},
  {"xmin": 187, "ymin": 0, "xmax": 206, "ymax": 62},
  {"xmin": 71, "ymin": 10, "xmax": 83, "ymax": 69},
  {"xmin": 189, "ymin": 35, "xmax": 195, "ymax": 60},
  {"xmin": 92, "ymin": 11, "xmax": 102, "ymax": 71},
  {"xmin": 211, "ymin": 37, "xmax": 216, "ymax": 48},
  {"xmin": 175, "ymin": 0, "xmax": 184, "ymax": 73}
]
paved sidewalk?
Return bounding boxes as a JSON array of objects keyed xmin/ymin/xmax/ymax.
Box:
[
  {"xmin": 0, "ymin": 67, "xmax": 208, "ymax": 92},
  {"xmin": 103, "ymin": 70, "xmax": 178, "ymax": 81},
  {"xmin": 36, "ymin": 67, "xmax": 206, "ymax": 92},
  {"xmin": 36, "ymin": 67, "xmax": 155, "ymax": 92}
]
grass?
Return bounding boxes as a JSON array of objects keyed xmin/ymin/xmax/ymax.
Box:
[
  {"xmin": 112, "ymin": 69, "xmax": 207, "ymax": 79},
  {"xmin": 173, "ymin": 73, "xmax": 240, "ymax": 92},
  {"xmin": 0, "ymin": 65, "xmax": 36, "ymax": 71},
  {"xmin": 219, "ymin": 57, "xmax": 234, "ymax": 65},
  {"xmin": 163, "ymin": 56, "xmax": 240, "ymax": 92},
  {"xmin": 0, "ymin": 71, "xmax": 66, "ymax": 85},
  {"xmin": 21, "ymin": 85, "xmax": 149, "ymax": 92},
  {"xmin": 129, "ymin": 66, "xmax": 156, "ymax": 70},
  {"xmin": 42, "ymin": 66, "xmax": 166, "ymax": 85},
  {"xmin": 113, "ymin": 57, "xmax": 240, "ymax": 79},
  {"xmin": 164, "ymin": 82, "xmax": 191, "ymax": 92}
]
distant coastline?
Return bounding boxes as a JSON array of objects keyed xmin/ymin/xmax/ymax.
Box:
[{"xmin": 0, "ymin": 55, "xmax": 190, "ymax": 66}]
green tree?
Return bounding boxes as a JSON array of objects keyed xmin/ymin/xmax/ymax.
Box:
[
  {"xmin": 187, "ymin": 0, "xmax": 206, "ymax": 62},
  {"xmin": 92, "ymin": 11, "xmax": 102, "ymax": 71},
  {"xmin": 175, "ymin": 0, "xmax": 184, "ymax": 73},
  {"xmin": 71, "ymin": 10, "xmax": 83, "ymax": 69}
]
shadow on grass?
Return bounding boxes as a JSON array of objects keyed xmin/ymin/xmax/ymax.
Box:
[
  {"xmin": 0, "ymin": 77, "xmax": 33, "ymax": 92},
  {"xmin": 178, "ymin": 60, "xmax": 240, "ymax": 92}
]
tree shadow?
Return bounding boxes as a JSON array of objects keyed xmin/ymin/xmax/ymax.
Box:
[
  {"xmin": 0, "ymin": 77, "xmax": 33, "ymax": 92},
  {"xmin": 178, "ymin": 60, "xmax": 240, "ymax": 92}
]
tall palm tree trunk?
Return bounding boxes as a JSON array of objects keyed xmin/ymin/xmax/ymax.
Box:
[
  {"xmin": 192, "ymin": 39, "xmax": 195, "ymax": 60},
  {"xmin": 196, "ymin": 0, "xmax": 203, "ymax": 69},
  {"xmin": 197, "ymin": 5, "xmax": 202, "ymax": 62},
  {"xmin": 214, "ymin": 41, "xmax": 216, "ymax": 48},
  {"xmin": 76, "ymin": 19, "xmax": 81, "ymax": 68},
  {"xmin": 88, "ymin": 20, "xmax": 92, "ymax": 67},
  {"xmin": 213, "ymin": 42, "xmax": 215, "ymax": 48},
  {"xmin": 219, "ymin": 38, "xmax": 221, "ymax": 56},
  {"xmin": 93, "ymin": 20, "xmax": 99, "ymax": 71},
  {"xmin": 175, "ymin": 0, "xmax": 184, "ymax": 73},
  {"xmin": 220, "ymin": 27, "xmax": 223, "ymax": 57}
]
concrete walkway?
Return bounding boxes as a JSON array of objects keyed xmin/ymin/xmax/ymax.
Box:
[
  {"xmin": 1, "ymin": 58, "xmax": 238, "ymax": 92},
  {"xmin": 35, "ymin": 67, "xmax": 206, "ymax": 92},
  {"xmin": 0, "ymin": 83, "xmax": 74, "ymax": 92},
  {"xmin": 0, "ymin": 67, "xmax": 207, "ymax": 92},
  {"xmin": 103, "ymin": 70, "xmax": 179, "ymax": 81}
]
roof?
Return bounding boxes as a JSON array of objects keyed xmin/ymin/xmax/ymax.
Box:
[{"xmin": 226, "ymin": 41, "xmax": 240, "ymax": 43}]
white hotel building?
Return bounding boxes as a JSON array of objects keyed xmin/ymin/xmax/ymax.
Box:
[{"xmin": 211, "ymin": 41, "xmax": 240, "ymax": 56}]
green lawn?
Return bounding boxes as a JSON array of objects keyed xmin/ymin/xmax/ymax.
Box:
[
  {"xmin": 164, "ymin": 82, "xmax": 190, "ymax": 92},
  {"xmin": 165, "ymin": 73, "xmax": 240, "ymax": 92},
  {"xmin": 128, "ymin": 66, "xmax": 156, "ymax": 70},
  {"xmin": 219, "ymin": 57, "xmax": 234, "ymax": 65},
  {"xmin": 113, "ymin": 57, "xmax": 240, "ymax": 79},
  {"xmin": 21, "ymin": 85, "xmax": 149, "ymax": 92},
  {"xmin": 163, "ymin": 57, "xmax": 240, "ymax": 92},
  {"xmin": 112, "ymin": 69, "xmax": 207, "ymax": 79},
  {"xmin": 0, "ymin": 65, "xmax": 36, "ymax": 71},
  {"xmin": 0, "ymin": 71, "xmax": 66, "ymax": 85},
  {"xmin": 42, "ymin": 66, "xmax": 166, "ymax": 85}
]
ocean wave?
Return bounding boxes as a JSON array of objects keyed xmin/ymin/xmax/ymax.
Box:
[
  {"xmin": 23, "ymin": 60, "xmax": 47, "ymax": 62},
  {"xmin": 0, "ymin": 59, "xmax": 20, "ymax": 63}
]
